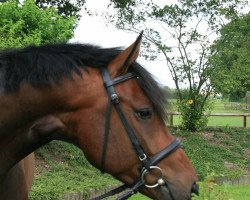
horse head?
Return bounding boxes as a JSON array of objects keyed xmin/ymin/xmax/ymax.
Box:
[{"xmin": 56, "ymin": 34, "xmax": 199, "ymax": 199}]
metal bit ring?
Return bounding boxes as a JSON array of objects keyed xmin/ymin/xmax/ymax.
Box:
[{"xmin": 141, "ymin": 166, "xmax": 165, "ymax": 188}]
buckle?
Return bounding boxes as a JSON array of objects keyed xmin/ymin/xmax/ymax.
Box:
[
  {"xmin": 110, "ymin": 94, "xmax": 119, "ymax": 104},
  {"xmin": 139, "ymin": 153, "xmax": 147, "ymax": 161}
]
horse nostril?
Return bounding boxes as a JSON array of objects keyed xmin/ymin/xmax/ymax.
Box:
[{"xmin": 191, "ymin": 182, "xmax": 199, "ymax": 196}]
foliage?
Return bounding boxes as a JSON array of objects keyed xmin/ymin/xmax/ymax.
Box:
[
  {"xmin": 162, "ymin": 86, "xmax": 178, "ymax": 99},
  {"xmin": 0, "ymin": 0, "xmax": 85, "ymax": 20},
  {"xmin": 170, "ymin": 98, "xmax": 250, "ymax": 127},
  {"xmin": 35, "ymin": 0, "xmax": 85, "ymax": 20},
  {"xmin": 209, "ymin": 13, "xmax": 250, "ymax": 99},
  {"xmin": 177, "ymin": 94, "xmax": 212, "ymax": 131},
  {"xmin": 29, "ymin": 141, "xmax": 118, "ymax": 199},
  {"xmin": 0, "ymin": 0, "xmax": 76, "ymax": 49},
  {"xmin": 184, "ymin": 128, "xmax": 249, "ymax": 179},
  {"xmin": 107, "ymin": 0, "xmax": 249, "ymax": 131},
  {"xmin": 246, "ymin": 91, "xmax": 250, "ymax": 104}
]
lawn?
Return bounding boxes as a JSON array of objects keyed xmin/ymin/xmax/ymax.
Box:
[
  {"xmin": 131, "ymin": 185, "xmax": 250, "ymax": 200},
  {"xmin": 193, "ymin": 184, "xmax": 250, "ymax": 200},
  {"xmin": 169, "ymin": 99, "xmax": 250, "ymax": 127},
  {"xmin": 172, "ymin": 114, "xmax": 250, "ymax": 127}
]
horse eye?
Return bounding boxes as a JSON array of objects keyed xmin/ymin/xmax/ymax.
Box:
[{"xmin": 136, "ymin": 109, "xmax": 152, "ymax": 120}]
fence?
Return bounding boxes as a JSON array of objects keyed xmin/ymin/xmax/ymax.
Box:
[{"xmin": 168, "ymin": 112, "xmax": 250, "ymax": 128}]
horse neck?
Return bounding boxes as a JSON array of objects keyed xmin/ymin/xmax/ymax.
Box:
[
  {"xmin": 0, "ymin": 85, "xmax": 60, "ymax": 134},
  {"xmin": 0, "ymin": 83, "xmax": 69, "ymax": 176},
  {"xmin": 0, "ymin": 86, "xmax": 48, "ymax": 172},
  {"xmin": 0, "ymin": 70, "xmax": 97, "ymax": 176}
]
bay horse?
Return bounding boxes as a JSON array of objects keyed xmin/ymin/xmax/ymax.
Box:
[{"xmin": 0, "ymin": 33, "xmax": 199, "ymax": 200}]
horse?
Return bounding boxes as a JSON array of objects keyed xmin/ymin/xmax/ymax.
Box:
[
  {"xmin": 0, "ymin": 33, "xmax": 199, "ymax": 200},
  {"xmin": 0, "ymin": 154, "xmax": 34, "ymax": 200}
]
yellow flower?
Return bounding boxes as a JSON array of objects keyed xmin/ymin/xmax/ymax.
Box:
[{"xmin": 187, "ymin": 99, "xmax": 193, "ymax": 105}]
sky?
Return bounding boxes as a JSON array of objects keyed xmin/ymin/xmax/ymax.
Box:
[
  {"xmin": 70, "ymin": 0, "xmax": 175, "ymax": 88},
  {"xmin": 70, "ymin": 0, "xmax": 249, "ymax": 88}
]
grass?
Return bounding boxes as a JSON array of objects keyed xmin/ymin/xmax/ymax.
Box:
[
  {"xmin": 30, "ymin": 127, "xmax": 250, "ymax": 199},
  {"xmin": 169, "ymin": 99, "xmax": 250, "ymax": 127},
  {"xmin": 132, "ymin": 185, "xmax": 250, "ymax": 200},
  {"xmin": 29, "ymin": 142, "xmax": 118, "ymax": 199},
  {"xmin": 208, "ymin": 115, "xmax": 250, "ymax": 127},
  {"xmin": 222, "ymin": 185, "xmax": 250, "ymax": 200},
  {"xmin": 172, "ymin": 115, "xmax": 250, "ymax": 127},
  {"xmin": 193, "ymin": 184, "xmax": 250, "ymax": 200},
  {"xmin": 173, "ymin": 128, "xmax": 249, "ymax": 179},
  {"xmin": 130, "ymin": 194, "xmax": 150, "ymax": 199}
]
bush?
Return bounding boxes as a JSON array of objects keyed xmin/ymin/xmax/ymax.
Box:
[
  {"xmin": 177, "ymin": 93, "xmax": 212, "ymax": 132},
  {"xmin": 246, "ymin": 91, "xmax": 250, "ymax": 104}
]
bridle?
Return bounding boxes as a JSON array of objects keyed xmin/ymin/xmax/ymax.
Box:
[{"xmin": 91, "ymin": 67, "xmax": 181, "ymax": 200}]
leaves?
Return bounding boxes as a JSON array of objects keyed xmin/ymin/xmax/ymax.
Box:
[
  {"xmin": 107, "ymin": 0, "xmax": 248, "ymax": 131},
  {"xmin": 209, "ymin": 12, "xmax": 250, "ymax": 98},
  {"xmin": 37, "ymin": 0, "xmax": 84, "ymax": 20},
  {"xmin": 0, "ymin": 0, "xmax": 76, "ymax": 49}
]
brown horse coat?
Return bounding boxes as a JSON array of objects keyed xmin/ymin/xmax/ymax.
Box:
[{"xmin": 0, "ymin": 35, "xmax": 198, "ymax": 200}]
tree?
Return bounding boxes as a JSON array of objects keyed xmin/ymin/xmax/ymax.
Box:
[
  {"xmin": 35, "ymin": 0, "xmax": 85, "ymax": 20},
  {"xmin": 209, "ymin": 13, "xmax": 250, "ymax": 101},
  {"xmin": 107, "ymin": 0, "xmax": 248, "ymax": 131},
  {"xmin": 0, "ymin": 0, "xmax": 85, "ymax": 19},
  {"xmin": 0, "ymin": 0, "xmax": 76, "ymax": 49},
  {"xmin": 162, "ymin": 86, "xmax": 178, "ymax": 99}
]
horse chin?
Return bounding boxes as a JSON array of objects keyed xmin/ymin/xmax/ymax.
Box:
[
  {"xmin": 146, "ymin": 185, "xmax": 191, "ymax": 200},
  {"xmin": 156, "ymin": 185, "xmax": 192, "ymax": 200},
  {"xmin": 141, "ymin": 185, "xmax": 173, "ymax": 200},
  {"xmin": 157, "ymin": 185, "xmax": 174, "ymax": 200}
]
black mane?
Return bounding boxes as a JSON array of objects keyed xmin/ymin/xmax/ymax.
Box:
[{"xmin": 0, "ymin": 43, "xmax": 167, "ymax": 120}]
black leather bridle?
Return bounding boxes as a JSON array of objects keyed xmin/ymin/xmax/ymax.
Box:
[{"xmin": 91, "ymin": 67, "xmax": 181, "ymax": 200}]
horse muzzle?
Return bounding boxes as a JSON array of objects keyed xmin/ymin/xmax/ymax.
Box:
[{"xmin": 155, "ymin": 179, "xmax": 199, "ymax": 200}]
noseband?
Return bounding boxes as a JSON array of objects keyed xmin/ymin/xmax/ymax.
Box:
[{"xmin": 92, "ymin": 67, "xmax": 181, "ymax": 200}]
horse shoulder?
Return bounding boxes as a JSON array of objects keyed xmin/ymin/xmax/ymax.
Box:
[
  {"xmin": 0, "ymin": 161, "xmax": 28, "ymax": 200},
  {"xmin": 21, "ymin": 153, "xmax": 35, "ymax": 192}
]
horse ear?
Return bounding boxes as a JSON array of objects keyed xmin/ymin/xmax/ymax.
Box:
[{"xmin": 108, "ymin": 32, "xmax": 143, "ymax": 77}]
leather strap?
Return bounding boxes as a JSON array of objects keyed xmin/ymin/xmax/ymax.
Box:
[
  {"xmin": 147, "ymin": 138, "xmax": 181, "ymax": 167},
  {"xmin": 90, "ymin": 184, "xmax": 128, "ymax": 200},
  {"xmin": 101, "ymin": 67, "xmax": 148, "ymax": 164},
  {"xmin": 94, "ymin": 67, "xmax": 181, "ymax": 200},
  {"xmin": 104, "ymin": 72, "xmax": 136, "ymax": 88},
  {"xmin": 100, "ymin": 94, "xmax": 112, "ymax": 172},
  {"xmin": 116, "ymin": 181, "xmax": 144, "ymax": 200}
]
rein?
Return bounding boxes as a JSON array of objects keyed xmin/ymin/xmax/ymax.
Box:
[{"xmin": 92, "ymin": 67, "xmax": 181, "ymax": 200}]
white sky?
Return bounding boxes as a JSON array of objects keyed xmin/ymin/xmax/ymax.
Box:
[
  {"xmin": 70, "ymin": 0, "xmax": 175, "ymax": 87},
  {"xmin": 70, "ymin": 0, "xmax": 249, "ymax": 88}
]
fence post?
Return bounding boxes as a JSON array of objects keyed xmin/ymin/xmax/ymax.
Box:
[
  {"xmin": 243, "ymin": 115, "xmax": 247, "ymax": 128},
  {"xmin": 170, "ymin": 113, "xmax": 173, "ymax": 126}
]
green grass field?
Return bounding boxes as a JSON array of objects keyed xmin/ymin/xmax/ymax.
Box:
[
  {"xmin": 131, "ymin": 184, "xmax": 250, "ymax": 200},
  {"xmin": 172, "ymin": 115, "xmax": 250, "ymax": 127},
  {"xmin": 193, "ymin": 184, "xmax": 250, "ymax": 200},
  {"xmin": 170, "ymin": 99, "xmax": 250, "ymax": 127}
]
